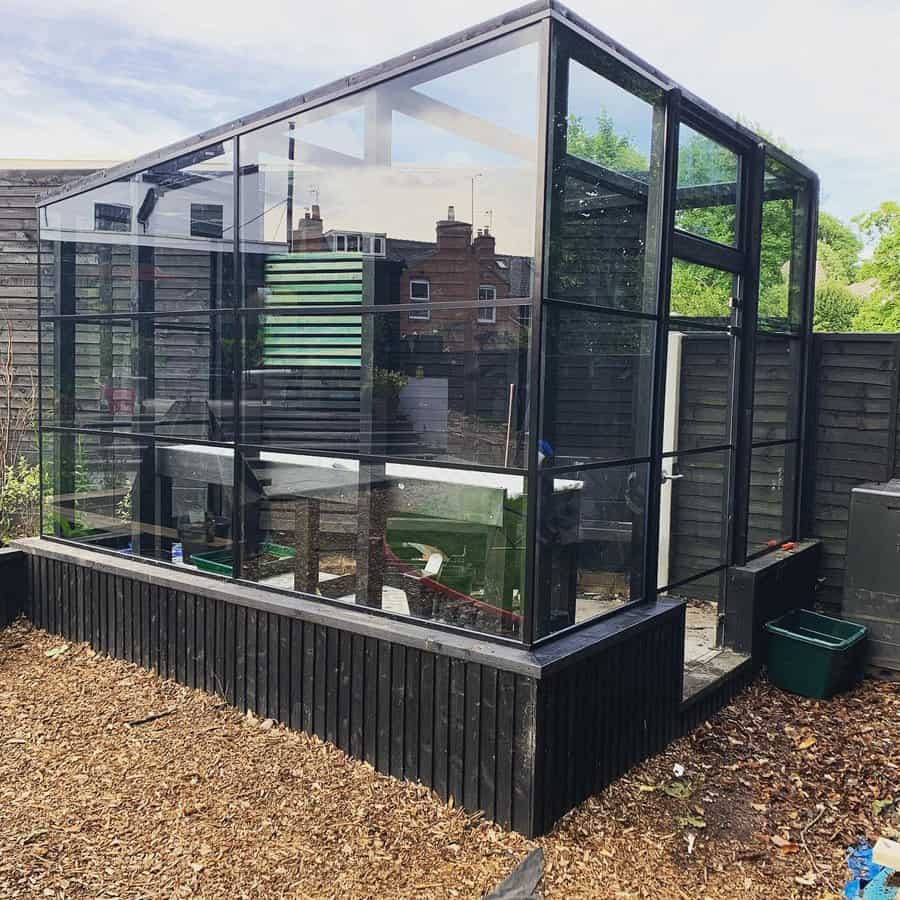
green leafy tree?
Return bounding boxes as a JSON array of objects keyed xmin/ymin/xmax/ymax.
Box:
[
  {"xmin": 818, "ymin": 212, "xmax": 862, "ymax": 283},
  {"xmin": 856, "ymin": 202, "xmax": 900, "ymax": 295},
  {"xmin": 674, "ymin": 130, "xmax": 738, "ymax": 246},
  {"xmin": 566, "ymin": 112, "xmax": 648, "ymax": 174},
  {"xmin": 813, "ymin": 281, "xmax": 859, "ymax": 332},
  {"xmin": 852, "ymin": 289, "xmax": 900, "ymax": 332}
]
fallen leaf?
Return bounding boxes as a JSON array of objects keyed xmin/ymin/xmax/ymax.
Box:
[
  {"xmin": 770, "ymin": 835, "xmax": 800, "ymax": 854},
  {"xmin": 44, "ymin": 645, "xmax": 69, "ymax": 659},
  {"xmin": 663, "ymin": 781, "xmax": 693, "ymax": 800},
  {"xmin": 677, "ymin": 815, "xmax": 706, "ymax": 830},
  {"xmin": 796, "ymin": 735, "xmax": 816, "ymax": 751}
]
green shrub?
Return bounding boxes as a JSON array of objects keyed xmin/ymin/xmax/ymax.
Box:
[{"xmin": 0, "ymin": 456, "xmax": 41, "ymax": 543}]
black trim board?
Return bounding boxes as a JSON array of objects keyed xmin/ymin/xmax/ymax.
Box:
[{"xmin": 15, "ymin": 538, "xmax": 682, "ymax": 679}]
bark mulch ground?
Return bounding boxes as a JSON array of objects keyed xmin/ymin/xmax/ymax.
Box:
[{"xmin": 1, "ymin": 619, "xmax": 898, "ymax": 899}]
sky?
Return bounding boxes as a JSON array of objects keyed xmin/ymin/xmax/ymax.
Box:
[{"xmin": 2, "ymin": 0, "xmax": 898, "ymax": 231}]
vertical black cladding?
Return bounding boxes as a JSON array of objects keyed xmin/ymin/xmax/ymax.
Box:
[
  {"xmin": 0, "ymin": 550, "xmax": 25, "ymax": 629},
  {"xmin": 530, "ymin": 602, "xmax": 686, "ymax": 835},
  {"xmin": 22, "ymin": 547, "xmax": 700, "ymax": 838}
]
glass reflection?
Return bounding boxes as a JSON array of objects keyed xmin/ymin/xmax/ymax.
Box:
[
  {"xmin": 662, "ymin": 321, "xmax": 734, "ymax": 454},
  {"xmin": 238, "ymin": 450, "xmax": 526, "ymax": 638},
  {"xmin": 237, "ymin": 29, "xmax": 540, "ymax": 469},
  {"xmin": 759, "ymin": 156, "xmax": 811, "ymax": 333},
  {"xmin": 40, "ymin": 142, "xmax": 235, "ymax": 316},
  {"xmin": 241, "ymin": 307, "xmax": 528, "ymax": 467},
  {"xmin": 238, "ymin": 28, "xmax": 539, "ymax": 311},
  {"xmin": 549, "ymin": 58, "xmax": 663, "ymax": 312},
  {"xmin": 42, "ymin": 433, "xmax": 234, "ymax": 564},
  {"xmin": 747, "ymin": 441, "xmax": 795, "ymax": 556},
  {"xmin": 535, "ymin": 463, "xmax": 648, "ymax": 638},
  {"xmin": 541, "ymin": 304, "xmax": 654, "ymax": 466},
  {"xmin": 670, "ymin": 259, "xmax": 734, "ymax": 319},
  {"xmin": 752, "ymin": 335, "xmax": 802, "ymax": 442},
  {"xmin": 675, "ymin": 125, "xmax": 739, "ymax": 247},
  {"xmin": 658, "ymin": 449, "xmax": 731, "ymax": 590},
  {"xmin": 41, "ymin": 315, "xmax": 234, "ymax": 441}
]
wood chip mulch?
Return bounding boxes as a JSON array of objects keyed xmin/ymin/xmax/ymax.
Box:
[{"xmin": 1, "ymin": 619, "xmax": 898, "ymax": 899}]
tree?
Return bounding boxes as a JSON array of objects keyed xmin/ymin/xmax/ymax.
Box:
[
  {"xmin": 813, "ymin": 281, "xmax": 859, "ymax": 332},
  {"xmin": 566, "ymin": 112, "xmax": 648, "ymax": 174},
  {"xmin": 856, "ymin": 202, "xmax": 900, "ymax": 296},
  {"xmin": 852, "ymin": 289, "xmax": 900, "ymax": 333},
  {"xmin": 818, "ymin": 212, "xmax": 862, "ymax": 283}
]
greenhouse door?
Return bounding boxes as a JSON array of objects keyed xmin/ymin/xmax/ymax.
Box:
[{"xmin": 654, "ymin": 111, "xmax": 754, "ymax": 695}]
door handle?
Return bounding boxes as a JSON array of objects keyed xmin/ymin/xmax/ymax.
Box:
[{"xmin": 662, "ymin": 472, "xmax": 684, "ymax": 482}]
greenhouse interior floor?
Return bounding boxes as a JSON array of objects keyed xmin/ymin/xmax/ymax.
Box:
[{"xmin": 682, "ymin": 601, "xmax": 748, "ymax": 701}]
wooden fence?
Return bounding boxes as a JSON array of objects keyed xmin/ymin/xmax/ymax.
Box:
[
  {"xmin": 807, "ymin": 334, "xmax": 900, "ymax": 610},
  {"xmin": 0, "ymin": 168, "xmax": 96, "ymax": 462}
]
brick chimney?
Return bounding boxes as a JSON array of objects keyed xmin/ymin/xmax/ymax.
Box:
[
  {"xmin": 291, "ymin": 204, "xmax": 325, "ymax": 251},
  {"xmin": 436, "ymin": 205, "xmax": 471, "ymax": 253},
  {"xmin": 473, "ymin": 226, "xmax": 496, "ymax": 261}
]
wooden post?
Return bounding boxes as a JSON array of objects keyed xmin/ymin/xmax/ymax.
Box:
[{"xmin": 293, "ymin": 498, "xmax": 321, "ymax": 593}]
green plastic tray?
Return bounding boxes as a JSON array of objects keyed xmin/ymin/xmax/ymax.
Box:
[
  {"xmin": 765, "ymin": 609, "xmax": 867, "ymax": 699},
  {"xmin": 190, "ymin": 542, "xmax": 294, "ymax": 577}
]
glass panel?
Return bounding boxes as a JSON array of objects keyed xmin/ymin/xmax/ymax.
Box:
[
  {"xmin": 41, "ymin": 315, "xmax": 234, "ymax": 441},
  {"xmin": 658, "ymin": 449, "xmax": 731, "ymax": 589},
  {"xmin": 752, "ymin": 335, "xmax": 802, "ymax": 442},
  {"xmin": 662, "ymin": 321, "xmax": 734, "ymax": 454},
  {"xmin": 547, "ymin": 57, "xmax": 664, "ymax": 312},
  {"xmin": 758, "ymin": 156, "xmax": 811, "ymax": 333},
  {"xmin": 42, "ymin": 433, "xmax": 234, "ymax": 565},
  {"xmin": 535, "ymin": 462, "xmax": 648, "ymax": 639},
  {"xmin": 541, "ymin": 304, "xmax": 654, "ymax": 466},
  {"xmin": 238, "ymin": 27, "xmax": 539, "ymax": 314},
  {"xmin": 674, "ymin": 124, "xmax": 739, "ymax": 247},
  {"xmin": 747, "ymin": 441, "xmax": 796, "ymax": 556},
  {"xmin": 241, "ymin": 307, "xmax": 529, "ymax": 468},
  {"xmin": 669, "ymin": 259, "xmax": 734, "ymax": 320},
  {"xmin": 237, "ymin": 449, "xmax": 525, "ymax": 639},
  {"xmin": 40, "ymin": 141, "xmax": 235, "ymax": 316}
]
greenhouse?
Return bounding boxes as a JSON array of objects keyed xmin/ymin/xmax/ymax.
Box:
[{"xmin": 28, "ymin": 0, "xmax": 819, "ymax": 835}]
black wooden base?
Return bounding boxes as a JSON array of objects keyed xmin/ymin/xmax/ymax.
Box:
[
  {"xmin": 724, "ymin": 540, "xmax": 822, "ymax": 657},
  {"xmin": 10, "ymin": 537, "xmax": 744, "ymax": 836},
  {"xmin": 0, "ymin": 548, "xmax": 24, "ymax": 630}
]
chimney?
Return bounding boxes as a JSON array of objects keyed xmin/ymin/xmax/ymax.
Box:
[
  {"xmin": 436, "ymin": 209, "xmax": 471, "ymax": 253},
  {"xmin": 292, "ymin": 205, "xmax": 325, "ymax": 251},
  {"xmin": 473, "ymin": 227, "xmax": 496, "ymax": 260}
]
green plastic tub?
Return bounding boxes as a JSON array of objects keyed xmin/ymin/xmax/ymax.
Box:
[
  {"xmin": 190, "ymin": 542, "xmax": 295, "ymax": 577},
  {"xmin": 765, "ymin": 609, "xmax": 867, "ymax": 699}
]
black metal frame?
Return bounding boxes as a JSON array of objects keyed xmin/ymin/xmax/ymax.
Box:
[{"xmin": 35, "ymin": 0, "xmax": 818, "ymax": 651}]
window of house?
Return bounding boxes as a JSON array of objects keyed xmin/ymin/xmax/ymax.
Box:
[
  {"xmin": 372, "ymin": 237, "xmax": 385, "ymax": 255},
  {"xmin": 94, "ymin": 203, "xmax": 131, "ymax": 233},
  {"xmin": 190, "ymin": 203, "xmax": 224, "ymax": 239},
  {"xmin": 409, "ymin": 279, "xmax": 430, "ymax": 320},
  {"xmin": 518, "ymin": 304, "xmax": 532, "ymax": 327},
  {"xmin": 347, "ymin": 234, "xmax": 360, "ymax": 252},
  {"xmin": 477, "ymin": 284, "xmax": 497, "ymax": 323},
  {"xmin": 335, "ymin": 234, "xmax": 346, "ymax": 251}
]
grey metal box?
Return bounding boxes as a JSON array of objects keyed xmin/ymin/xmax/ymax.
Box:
[{"xmin": 845, "ymin": 480, "xmax": 900, "ymax": 672}]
